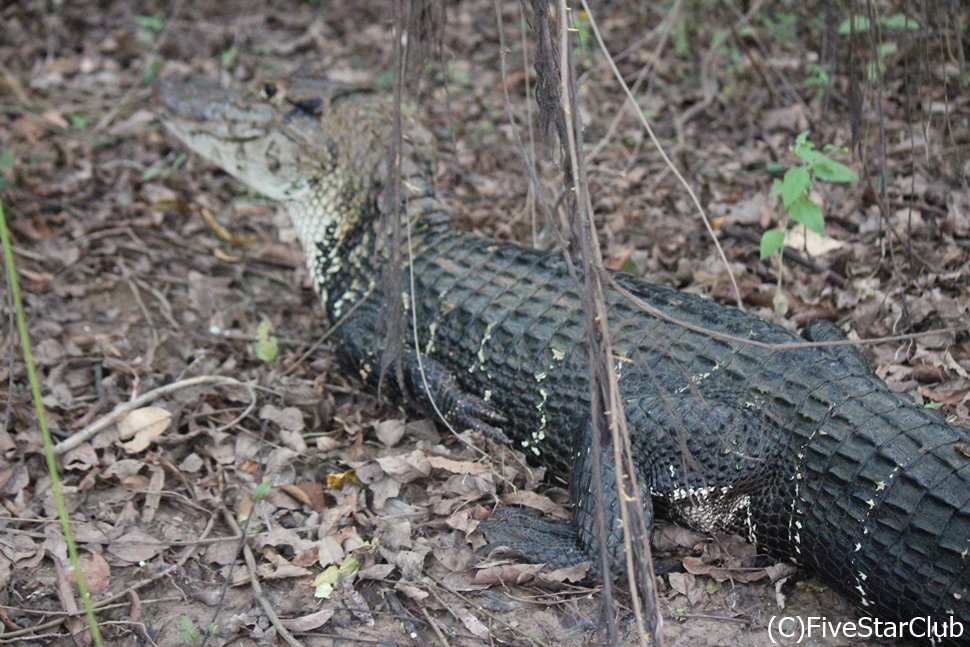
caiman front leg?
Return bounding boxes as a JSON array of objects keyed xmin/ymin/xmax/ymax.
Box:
[
  {"xmin": 479, "ymin": 419, "xmax": 661, "ymax": 577},
  {"xmin": 333, "ymin": 303, "xmax": 509, "ymax": 443}
]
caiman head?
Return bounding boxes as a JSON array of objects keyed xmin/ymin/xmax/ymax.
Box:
[{"xmin": 157, "ymin": 79, "xmax": 345, "ymax": 202}]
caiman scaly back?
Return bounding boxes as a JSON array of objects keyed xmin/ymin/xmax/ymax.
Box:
[{"xmin": 159, "ymin": 78, "xmax": 970, "ymax": 643}]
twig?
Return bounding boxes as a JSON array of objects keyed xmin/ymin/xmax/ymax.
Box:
[
  {"xmin": 218, "ymin": 505, "xmax": 302, "ymax": 647},
  {"xmin": 427, "ymin": 575, "xmax": 552, "ymax": 647},
  {"xmin": 0, "ymin": 514, "xmax": 217, "ymax": 640},
  {"xmin": 53, "ymin": 375, "xmax": 252, "ymax": 455},
  {"xmin": 579, "ymin": 0, "xmax": 744, "ymax": 310},
  {"xmin": 604, "ymin": 271, "xmax": 967, "ymax": 351},
  {"xmin": 418, "ymin": 606, "xmax": 449, "ymax": 647}
]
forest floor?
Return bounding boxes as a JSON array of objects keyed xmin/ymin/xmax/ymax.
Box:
[{"xmin": 0, "ymin": 1, "xmax": 968, "ymax": 645}]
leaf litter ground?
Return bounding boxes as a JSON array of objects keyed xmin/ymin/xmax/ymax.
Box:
[{"xmin": 0, "ymin": 1, "xmax": 968, "ymax": 645}]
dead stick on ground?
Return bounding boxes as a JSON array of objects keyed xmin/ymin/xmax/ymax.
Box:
[
  {"xmin": 53, "ymin": 375, "xmax": 252, "ymax": 456},
  {"xmin": 0, "ymin": 514, "xmax": 218, "ymax": 640},
  {"xmin": 219, "ymin": 506, "xmax": 303, "ymax": 647}
]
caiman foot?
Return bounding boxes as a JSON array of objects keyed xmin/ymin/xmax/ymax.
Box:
[
  {"xmin": 402, "ymin": 349, "xmax": 510, "ymax": 443},
  {"xmin": 478, "ymin": 507, "xmax": 591, "ymax": 571}
]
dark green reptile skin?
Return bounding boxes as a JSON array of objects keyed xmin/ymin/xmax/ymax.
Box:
[
  {"xmin": 392, "ymin": 229, "xmax": 970, "ymax": 629},
  {"xmin": 160, "ymin": 79, "xmax": 970, "ymax": 642}
]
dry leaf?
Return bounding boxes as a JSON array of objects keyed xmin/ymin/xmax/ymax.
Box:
[
  {"xmin": 259, "ymin": 404, "xmax": 305, "ymax": 432},
  {"xmin": 73, "ymin": 553, "xmax": 111, "ymax": 594},
  {"xmin": 280, "ymin": 482, "xmax": 326, "ymax": 511},
  {"xmin": 500, "ymin": 491, "xmax": 571, "ymax": 520},
  {"xmin": 785, "ymin": 227, "xmax": 844, "ymax": 256},
  {"xmin": 425, "ymin": 455, "xmax": 489, "ymax": 475},
  {"xmin": 116, "ymin": 407, "xmax": 171, "ymax": 454},
  {"xmin": 280, "ymin": 608, "xmax": 334, "ymax": 632},
  {"xmin": 375, "ymin": 450, "xmax": 431, "ymax": 483},
  {"xmin": 107, "ymin": 528, "xmax": 163, "ymax": 563},
  {"xmin": 327, "ymin": 469, "xmax": 361, "ymax": 489},
  {"xmin": 374, "ymin": 419, "xmax": 406, "ymax": 446}
]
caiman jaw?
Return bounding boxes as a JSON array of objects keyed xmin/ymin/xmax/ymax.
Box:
[{"xmin": 157, "ymin": 79, "xmax": 332, "ymax": 202}]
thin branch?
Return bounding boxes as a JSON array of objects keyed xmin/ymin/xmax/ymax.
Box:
[
  {"xmin": 53, "ymin": 375, "xmax": 253, "ymax": 456},
  {"xmin": 579, "ymin": 0, "xmax": 744, "ymax": 310}
]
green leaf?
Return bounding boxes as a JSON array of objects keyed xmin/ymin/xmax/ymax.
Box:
[
  {"xmin": 770, "ymin": 178, "xmax": 784, "ymax": 195},
  {"xmin": 789, "ymin": 198, "xmax": 825, "ymax": 235},
  {"xmin": 837, "ymin": 15, "xmax": 870, "ymax": 35},
  {"xmin": 221, "ymin": 46, "xmax": 239, "ymax": 70},
  {"xmin": 765, "ymin": 160, "xmax": 785, "ymax": 174},
  {"xmin": 255, "ymin": 318, "xmax": 278, "ymax": 363},
  {"xmin": 924, "ymin": 401, "xmax": 944, "ymax": 409},
  {"xmin": 878, "ymin": 42, "xmax": 898, "ymax": 58},
  {"xmin": 0, "ymin": 149, "xmax": 15, "ymax": 170},
  {"xmin": 253, "ymin": 481, "xmax": 271, "ymax": 502},
  {"xmin": 143, "ymin": 58, "xmax": 164, "ymax": 85},
  {"xmin": 339, "ymin": 554, "xmax": 360, "ymax": 576},
  {"xmin": 812, "ymin": 156, "xmax": 858, "ymax": 183},
  {"xmin": 176, "ymin": 615, "xmax": 201, "ymax": 646},
  {"xmin": 781, "ymin": 166, "xmax": 810, "ymax": 208},
  {"xmin": 620, "ymin": 258, "xmax": 639, "ymax": 275},
  {"xmin": 136, "ymin": 14, "xmax": 166, "ymax": 33},
  {"xmin": 760, "ymin": 229, "xmax": 786, "ymax": 260},
  {"xmin": 882, "ymin": 13, "xmax": 920, "ymax": 30},
  {"xmin": 793, "ymin": 131, "xmax": 820, "ymax": 164},
  {"xmin": 68, "ymin": 113, "xmax": 89, "ymax": 131}
]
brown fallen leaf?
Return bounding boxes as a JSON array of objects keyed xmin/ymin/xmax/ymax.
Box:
[
  {"xmin": 682, "ymin": 555, "xmax": 769, "ymax": 584},
  {"xmin": 280, "ymin": 608, "xmax": 334, "ymax": 632},
  {"xmin": 71, "ymin": 552, "xmax": 111, "ymax": 594},
  {"xmin": 116, "ymin": 407, "xmax": 172, "ymax": 454},
  {"xmin": 473, "ymin": 562, "xmax": 546, "ymax": 586},
  {"xmin": 106, "ymin": 528, "xmax": 164, "ymax": 563},
  {"xmin": 374, "ymin": 419, "xmax": 406, "ymax": 446},
  {"xmin": 280, "ymin": 482, "xmax": 326, "ymax": 511},
  {"xmin": 425, "ymin": 455, "xmax": 490, "ymax": 475},
  {"xmin": 500, "ymin": 491, "xmax": 572, "ymax": 520},
  {"xmin": 375, "ymin": 450, "xmax": 431, "ymax": 483}
]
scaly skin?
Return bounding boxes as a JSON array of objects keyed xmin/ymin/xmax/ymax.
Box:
[{"xmin": 159, "ymin": 78, "xmax": 970, "ymax": 643}]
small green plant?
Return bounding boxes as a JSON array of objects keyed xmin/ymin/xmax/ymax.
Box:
[
  {"xmin": 0, "ymin": 149, "xmax": 16, "ymax": 190},
  {"xmin": 805, "ymin": 62, "xmax": 832, "ymax": 99},
  {"xmin": 253, "ymin": 480, "xmax": 271, "ymax": 503},
  {"xmin": 761, "ymin": 131, "xmax": 857, "ymax": 313},
  {"xmin": 141, "ymin": 152, "xmax": 187, "ymax": 182},
  {"xmin": 760, "ymin": 11, "xmax": 799, "ymax": 45},
  {"xmin": 176, "ymin": 614, "xmax": 201, "ymax": 645},
  {"xmin": 220, "ymin": 46, "xmax": 239, "ymax": 71},
  {"xmin": 254, "ymin": 318, "xmax": 279, "ymax": 363},
  {"xmin": 568, "ymin": 8, "xmax": 593, "ymax": 69},
  {"xmin": 143, "ymin": 58, "xmax": 164, "ymax": 85},
  {"xmin": 135, "ymin": 15, "xmax": 165, "ymax": 45},
  {"xmin": 68, "ymin": 112, "xmax": 89, "ymax": 131}
]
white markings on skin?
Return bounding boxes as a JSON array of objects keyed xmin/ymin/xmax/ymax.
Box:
[
  {"xmin": 469, "ymin": 321, "xmax": 495, "ymax": 373},
  {"xmin": 533, "ymin": 387, "xmax": 549, "ymax": 444},
  {"xmin": 425, "ymin": 321, "xmax": 438, "ymax": 354},
  {"xmin": 674, "ymin": 362, "xmax": 721, "ymax": 394},
  {"xmin": 651, "ymin": 484, "xmax": 754, "ymax": 535},
  {"xmin": 483, "ymin": 389, "xmax": 492, "ymax": 402}
]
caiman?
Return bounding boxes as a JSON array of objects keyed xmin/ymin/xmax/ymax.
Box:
[{"xmin": 158, "ymin": 77, "xmax": 970, "ymax": 643}]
